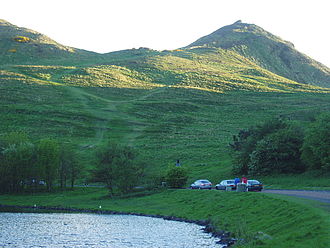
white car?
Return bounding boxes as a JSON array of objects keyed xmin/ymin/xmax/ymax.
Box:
[
  {"xmin": 215, "ymin": 180, "xmax": 236, "ymax": 190},
  {"xmin": 190, "ymin": 179, "xmax": 212, "ymax": 189}
]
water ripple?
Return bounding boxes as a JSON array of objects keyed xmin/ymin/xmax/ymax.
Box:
[{"xmin": 0, "ymin": 213, "xmax": 224, "ymax": 247}]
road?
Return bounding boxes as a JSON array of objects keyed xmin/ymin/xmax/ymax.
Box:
[
  {"xmin": 262, "ymin": 189, "xmax": 330, "ymax": 203},
  {"xmin": 76, "ymin": 185, "xmax": 330, "ymax": 204}
]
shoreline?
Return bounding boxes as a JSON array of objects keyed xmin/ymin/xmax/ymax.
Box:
[
  {"xmin": 0, "ymin": 204, "xmax": 235, "ymax": 247},
  {"xmin": 1, "ymin": 189, "xmax": 329, "ymax": 247}
]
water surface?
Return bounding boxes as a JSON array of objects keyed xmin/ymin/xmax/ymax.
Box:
[{"xmin": 0, "ymin": 212, "xmax": 223, "ymax": 247}]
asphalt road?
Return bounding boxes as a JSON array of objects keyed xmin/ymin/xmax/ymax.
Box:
[
  {"xmin": 77, "ymin": 185, "xmax": 330, "ymax": 204},
  {"xmin": 262, "ymin": 189, "xmax": 330, "ymax": 203}
]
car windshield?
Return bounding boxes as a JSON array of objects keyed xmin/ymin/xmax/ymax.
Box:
[{"xmin": 200, "ymin": 180, "xmax": 210, "ymax": 183}]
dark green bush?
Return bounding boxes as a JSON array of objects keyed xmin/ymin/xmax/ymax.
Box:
[
  {"xmin": 230, "ymin": 119, "xmax": 304, "ymax": 175},
  {"xmin": 165, "ymin": 166, "xmax": 188, "ymax": 188},
  {"xmin": 92, "ymin": 143, "xmax": 144, "ymax": 196},
  {"xmin": 301, "ymin": 113, "xmax": 330, "ymax": 172}
]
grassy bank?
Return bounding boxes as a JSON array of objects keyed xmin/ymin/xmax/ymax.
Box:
[
  {"xmin": 258, "ymin": 172, "xmax": 330, "ymax": 190},
  {"xmin": 0, "ymin": 188, "xmax": 329, "ymax": 247}
]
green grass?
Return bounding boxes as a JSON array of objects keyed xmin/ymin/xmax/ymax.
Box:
[
  {"xmin": 1, "ymin": 18, "xmax": 330, "ymax": 248},
  {"xmin": 1, "ymin": 19, "xmax": 330, "ymax": 185},
  {"xmin": 259, "ymin": 172, "xmax": 330, "ymax": 190},
  {"xmin": 1, "ymin": 62, "xmax": 330, "ymax": 181},
  {"xmin": 187, "ymin": 21, "xmax": 330, "ymax": 88},
  {"xmin": 0, "ymin": 189, "xmax": 329, "ymax": 247}
]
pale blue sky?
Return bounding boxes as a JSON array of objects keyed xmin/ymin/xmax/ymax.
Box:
[{"xmin": 1, "ymin": 0, "xmax": 329, "ymax": 67}]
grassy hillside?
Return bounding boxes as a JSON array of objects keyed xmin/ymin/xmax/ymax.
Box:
[
  {"xmin": 1, "ymin": 18, "xmax": 330, "ymax": 248},
  {"xmin": 1, "ymin": 62, "xmax": 330, "ymax": 183},
  {"xmin": 1, "ymin": 19, "xmax": 330, "ymax": 184},
  {"xmin": 0, "ymin": 19, "xmax": 100, "ymax": 65},
  {"xmin": 187, "ymin": 21, "xmax": 330, "ymax": 88}
]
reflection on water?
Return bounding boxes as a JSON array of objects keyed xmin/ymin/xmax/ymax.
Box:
[{"xmin": 0, "ymin": 212, "xmax": 223, "ymax": 247}]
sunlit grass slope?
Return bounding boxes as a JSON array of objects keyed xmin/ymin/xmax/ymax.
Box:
[
  {"xmin": 1, "ymin": 54, "xmax": 330, "ymax": 182},
  {"xmin": 0, "ymin": 19, "xmax": 100, "ymax": 65},
  {"xmin": 187, "ymin": 21, "xmax": 330, "ymax": 88},
  {"xmin": 1, "ymin": 18, "xmax": 330, "ymax": 182}
]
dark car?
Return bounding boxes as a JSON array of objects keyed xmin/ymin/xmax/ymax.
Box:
[
  {"xmin": 247, "ymin": 180, "xmax": 263, "ymax": 191},
  {"xmin": 190, "ymin": 179, "xmax": 212, "ymax": 189},
  {"xmin": 215, "ymin": 180, "xmax": 236, "ymax": 190}
]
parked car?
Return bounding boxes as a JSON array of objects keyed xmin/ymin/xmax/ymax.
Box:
[
  {"xmin": 190, "ymin": 179, "xmax": 212, "ymax": 189},
  {"xmin": 247, "ymin": 180, "xmax": 263, "ymax": 191},
  {"xmin": 215, "ymin": 180, "xmax": 236, "ymax": 190}
]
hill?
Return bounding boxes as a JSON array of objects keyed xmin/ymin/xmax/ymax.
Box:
[
  {"xmin": 187, "ymin": 20, "xmax": 330, "ymax": 88},
  {"xmin": 0, "ymin": 19, "xmax": 330, "ymax": 182},
  {"xmin": 0, "ymin": 19, "xmax": 99, "ymax": 65}
]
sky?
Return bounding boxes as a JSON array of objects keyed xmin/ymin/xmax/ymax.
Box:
[{"xmin": 1, "ymin": 0, "xmax": 330, "ymax": 67}]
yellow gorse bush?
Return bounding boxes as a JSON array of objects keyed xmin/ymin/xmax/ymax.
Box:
[{"xmin": 13, "ymin": 36, "xmax": 30, "ymax": 43}]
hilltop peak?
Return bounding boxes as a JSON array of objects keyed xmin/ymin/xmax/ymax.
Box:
[
  {"xmin": 0, "ymin": 19, "xmax": 98, "ymax": 64},
  {"xmin": 187, "ymin": 21, "xmax": 294, "ymax": 49},
  {"xmin": 186, "ymin": 21, "xmax": 329, "ymax": 87},
  {"xmin": 0, "ymin": 19, "xmax": 12, "ymax": 25},
  {"xmin": 234, "ymin": 20, "xmax": 242, "ymax": 24}
]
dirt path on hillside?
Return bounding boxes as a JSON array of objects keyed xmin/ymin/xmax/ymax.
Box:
[
  {"xmin": 262, "ymin": 189, "xmax": 330, "ymax": 203},
  {"xmin": 49, "ymin": 70, "xmax": 170, "ymax": 146},
  {"xmin": 6, "ymin": 66, "xmax": 171, "ymax": 147}
]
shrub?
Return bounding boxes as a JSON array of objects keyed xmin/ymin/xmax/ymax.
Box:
[
  {"xmin": 165, "ymin": 166, "xmax": 188, "ymax": 188},
  {"xmin": 13, "ymin": 36, "xmax": 30, "ymax": 43}
]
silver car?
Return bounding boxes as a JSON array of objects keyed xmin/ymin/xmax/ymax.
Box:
[
  {"xmin": 190, "ymin": 179, "xmax": 212, "ymax": 189},
  {"xmin": 215, "ymin": 180, "xmax": 236, "ymax": 190}
]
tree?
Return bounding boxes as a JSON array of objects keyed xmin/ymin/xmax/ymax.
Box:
[
  {"xmin": 248, "ymin": 127, "xmax": 304, "ymax": 175},
  {"xmin": 0, "ymin": 133, "xmax": 81, "ymax": 193},
  {"xmin": 59, "ymin": 147, "xmax": 69, "ymax": 189},
  {"xmin": 230, "ymin": 128, "xmax": 255, "ymax": 175},
  {"xmin": 301, "ymin": 114, "xmax": 330, "ymax": 172},
  {"xmin": 92, "ymin": 143, "xmax": 144, "ymax": 196},
  {"xmin": 37, "ymin": 138, "xmax": 60, "ymax": 191},
  {"xmin": 230, "ymin": 118, "xmax": 305, "ymax": 175},
  {"xmin": 165, "ymin": 166, "xmax": 188, "ymax": 188},
  {"xmin": 59, "ymin": 145, "xmax": 82, "ymax": 189},
  {"xmin": 0, "ymin": 132, "xmax": 35, "ymax": 193},
  {"xmin": 68, "ymin": 156, "xmax": 81, "ymax": 189}
]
